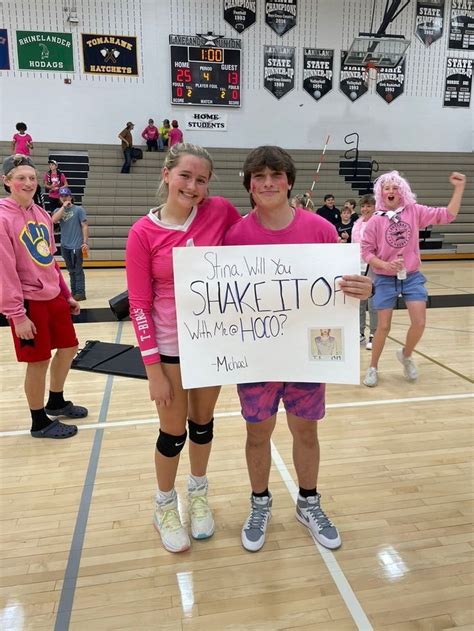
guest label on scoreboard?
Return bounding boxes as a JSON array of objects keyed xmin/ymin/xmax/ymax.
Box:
[{"xmin": 170, "ymin": 34, "xmax": 241, "ymax": 107}]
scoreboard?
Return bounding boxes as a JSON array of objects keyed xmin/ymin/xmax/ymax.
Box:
[{"xmin": 170, "ymin": 34, "xmax": 241, "ymax": 107}]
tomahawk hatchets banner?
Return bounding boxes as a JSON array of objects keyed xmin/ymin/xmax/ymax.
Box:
[
  {"xmin": 223, "ymin": 0, "xmax": 256, "ymax": 33},
  {"xmin": 339, "ymin": 52, "xmax": 368, "ymax": 101},
  {"xmin": 0, "ymin": 29, "xmax": 10, "ymax": 70},
  {"xmin": 415, "ymin": 0, "xmax": 445, "ymax": 46},
  {"xmin": 444, "ymin": 57, "xmax": 472, "ymax": 106},
  {"xmin": 303, "ymin": 49, "xmax": 333, "ymax": 102},
  {"xmin": 82, "ymin": 34, "xmax": 139, "ymax": 75},
  {"xmin": 264, "ymin": 45, "xmax": 295, "ymax": 99},
  {"xmin": 376, "ymin": 60, "xmax": 406, "ymax": 103},
  {"xmin": 449, "ymin": 0, "xmax": 474, "ymax": 50},
  {"xmin": 16, "ymin": 31, "xmax": 74, "ymax": 71},
  {"xmin": 173, "ymin": 244, "xmax": 361, "ymax": 389},
  {"xmin": 265, "ymin": 0, "xmax": 297, "ymax": 36}
]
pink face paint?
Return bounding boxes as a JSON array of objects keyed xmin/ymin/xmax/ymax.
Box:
[{"xmin": 11, "ymin": 181, "xmax": 24, "ymax": 192}]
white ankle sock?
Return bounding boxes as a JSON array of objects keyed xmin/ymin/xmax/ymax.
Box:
[
  {"xmin": 156, "ymin": 488, "xmax": 176, "ymax": 504},
  {"xmin": 188, "ymin": 474, "xmax": 207, "ymax": 489}
]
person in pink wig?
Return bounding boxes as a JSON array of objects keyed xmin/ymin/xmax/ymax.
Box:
[{"xmin": 361, "ymin": 169, "xmax": 466, "ymax": 387}]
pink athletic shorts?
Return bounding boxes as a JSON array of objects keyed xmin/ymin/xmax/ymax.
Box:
[{"xmin": 237, "ymin": 381, "xmax": 326, "ymax": 423}]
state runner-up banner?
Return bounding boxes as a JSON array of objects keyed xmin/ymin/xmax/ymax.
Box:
[{"xmin": 174, "ymin": 244, "xmax": 360, "ymax": 388}]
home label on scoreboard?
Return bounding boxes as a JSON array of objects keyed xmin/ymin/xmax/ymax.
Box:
[{"xmin": 170, "ymin": 34, "xmax": 241, "ymax": 107}]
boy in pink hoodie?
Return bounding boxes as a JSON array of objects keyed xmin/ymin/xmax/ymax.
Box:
[
  {"xmin": 361, "ymin": 169, "xmax": 466, "ymax": 387},
  {"xmin": 0, "ymin": 154, "xmax": 88, "ymax": 438}
]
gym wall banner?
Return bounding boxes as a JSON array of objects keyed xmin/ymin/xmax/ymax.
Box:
[
  {"xmin": 415, "ymin": 0, "xmax": 445, "ymax": 46},
  {"xmin": 184, "ymin": 112, "xmax": 228, "ymax": 131},
  {"xmin": 16, "ymin": 31, "xmax": 74, "ymax": 71},
  {"xmin": 265, "ymin": 0, "xmax": 297, "ymax": 36},
  {"xmin": 82, "ymin": 34, "xmax": 139, "ymax": 75},
  {"xmin": 303, "ymin": 48, "xmax": 334, "ymax": 102},
  {"xmin": 224, "ymin": 0, "xmax": 256, "ymax": 33},
  {"xmin": 376, "ymin": 60, "xmax": 406, "ymax": 103},
  {"xmin": 264, "ymin": 45, "xmax": 295, "ymax": 99},
  {"xmin": 443, "ymin": 56, "xmax": 472, "ymax": 106},
  {"xmin": 0, "ymin": 29, "xmax": 10, "ymax": 70},
  {"xmin": 449, "ymin": 0, "xmax": 474, "ymax": 50},
  {"xmin": 339, "ymin": 52, "xmax": 368, "ymax": 102}
]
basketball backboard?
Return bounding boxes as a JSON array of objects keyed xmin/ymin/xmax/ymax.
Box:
[{"xmin": 344, "ymin": 35, "xmax": 410, "ymax": 67}]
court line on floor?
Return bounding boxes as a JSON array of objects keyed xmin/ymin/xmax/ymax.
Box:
[
  {"xmin": 387, "ymin": 335, "xmax": 474, "ymax": 384},
  {"xmin": 271, "ymin": 442, "xmax": 373, "ymax": 631},
  {"xmin": 54, "ymin": 323, "xmax": 122, "ymax": 631},
  {"xmin": 1, "ymin": 392, "xmax": 472, "ymax": 437}
]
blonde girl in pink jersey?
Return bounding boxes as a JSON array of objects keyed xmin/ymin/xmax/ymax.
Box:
[
  {"xmin": 362, "ymin": 170, "xmax": 466, "ymax": 387},
  {"xmin": 126, "ymin": 143, "xmax": 241, "ymax": 553}
]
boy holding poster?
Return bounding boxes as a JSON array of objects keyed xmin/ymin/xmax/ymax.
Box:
[{"xmin": 224, "ymin": 146, "xmax": 372, "ymax": 552}]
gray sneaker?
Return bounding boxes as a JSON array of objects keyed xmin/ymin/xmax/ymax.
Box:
[
  {"xmin": 396, "ymin": 348, "xmax": 418, "ymax": 381},
  {"xmin": 296, "ymin": 493, "xmax": 341, "ymax": 549},
  {"xmin": 363, "ymin": 366, "xmax": 378, "ymax": 387},
  {"xmin": 241, "ymin": 494, "xmax": 272, "ymax": 552}
]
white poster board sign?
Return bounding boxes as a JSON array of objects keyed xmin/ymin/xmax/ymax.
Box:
[{"xmin": 174, "ymin": 244, "xmax": 360, "ymax": 388}]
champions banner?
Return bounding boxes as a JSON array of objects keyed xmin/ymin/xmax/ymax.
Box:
[
  {"xmin": 415, "ymin": 0, "xmax": 445, "ymax": 46},
  {"xmin": 449, "ymin": 0, "xmax": 474, "ymax": 50},
  {"xmin": 173, "ymin": 244, "xmax": 360, "ymax": 389},
  {"xmin": 265, "ymin": 0, "xmax": 297, "ymax": 36},
  {"xmin": 444, "ymin": 56, "xmax": 472, "ymax": 106},
  {"xmin": 376, "ymin": 60, "xmax": 406, "ymax": 103},
  {"xmin": 303, "ymin": 48, "xmax": 333, "ymax": 102},
  {"xmin": 82, "ymin": 33, "xmax": 139, "ymax": 75},
  {"xmin": 0, "ymin": 29, "xmax": 10, "ymax": 70},
  {"xmin": 340, "ymin": 52, "xmax": 368, "ymax": 102},
  {"xmin": 223, "ymin": 0, "xmax": 256, "ymax": 33},
  {"xmin": 264, "ymin": 45, "xmax": 295, "ymax": 99},
  {"xmin": 16, "ymin": 31, "xmax": 73, "ymax": 71}
]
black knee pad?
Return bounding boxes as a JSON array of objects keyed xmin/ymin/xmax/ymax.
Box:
[
  {"xmin": 188, "ymin": 418, "xmax": 214, "ymax": 444},
  {"xmin": 156, "ymin": 429, "xmax": 187, "ymax": 457}
]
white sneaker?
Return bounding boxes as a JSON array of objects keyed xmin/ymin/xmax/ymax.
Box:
[
  {"xmin": 396, "ymin": 348, "xmax": 418, "ymax": 381},
  {"xmin": 241, "ymin": 494, "xmax": 272, "ymax": 552},
  {"xmin": 366, "ymin": 335, "xmax": 374, "ymax": 350},
  {"xmin": 153, "ymin": 495, "xmax": 190, "ymax": 553},
  {"xmin": 188, "ymin": 480, "xmax": 215, "ymax": 540},
  {"xmin": 363, "ymin": 366, "xmax": 378, "ymax": 387},
  {"xmin": 296, "ymin": 493, "xmax": 341, "ymax": 549}
]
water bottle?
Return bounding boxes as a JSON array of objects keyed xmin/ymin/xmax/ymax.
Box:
[{"xmin": 396, "ymin": 254, "xmax": 407, "ymax": 280}]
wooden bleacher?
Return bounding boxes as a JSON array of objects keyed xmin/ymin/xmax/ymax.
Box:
[{"xmin": 1, "ymin": 142, "xmax": 473, "ymax": 262}]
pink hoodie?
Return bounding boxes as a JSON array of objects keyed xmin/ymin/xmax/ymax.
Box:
[{"xmin": 0, "ymin": 198, "xmax": 71, "ymax": 324}]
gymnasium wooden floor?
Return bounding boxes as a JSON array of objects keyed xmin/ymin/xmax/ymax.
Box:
[{"xmin": 1, "ymin": 261, "xmax": 473, "ymax": 631}]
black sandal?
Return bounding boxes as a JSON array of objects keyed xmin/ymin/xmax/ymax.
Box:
[
  {"xmin": 44, "ymin": 401, "xmax": 88, "ymax": 418},
  {"xmin": 31, "ymin": 420, "xmax": 78, "ymax": 439}
]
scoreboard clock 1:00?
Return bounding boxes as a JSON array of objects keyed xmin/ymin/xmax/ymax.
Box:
[{"xmin": 170, "ymin": 34, "xmax": 241, "ymax": 107}]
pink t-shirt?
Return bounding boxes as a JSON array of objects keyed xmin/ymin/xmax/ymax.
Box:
[
  {"xmin": 224, "ymin": 207, "xmax": 338, "ymax": 247},
  {"xmin": 141, "ymin": 125, "xmax": 159, "ymax": 140},
  {"xmin": 361, "ymin": 203, "xmax": 455, "ymax": 275},
  {"xmin": 44, "ymin": 172, "xmax": 67, "ymax": 199},
  {"xmin": 126, "ymin": 196, "xmax": 241, "ymax": 363},
  {"xmin": 168, "ymin": 128, "xmax": 183, "ymax": 147},
  {"xmin": 13, "ymin": 133, "xmax": 33, "ymax": 156}
]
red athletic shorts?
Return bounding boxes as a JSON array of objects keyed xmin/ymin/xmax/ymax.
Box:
[{"xmin": 11, "ymin": 294, "xmax": 78, "ymax": 362}]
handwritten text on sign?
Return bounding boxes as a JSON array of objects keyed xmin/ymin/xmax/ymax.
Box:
[{"xmin": 174, "ymin": 244, "xmax": 360, "ymax": 388}]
